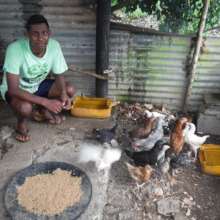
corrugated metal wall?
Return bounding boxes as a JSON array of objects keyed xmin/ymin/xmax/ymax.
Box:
[
  {"xmin": 109, "ymin": 25, "xmax": 220, "ymax": 111},
  {"xmin": 1, "ymin": 1, "xmax": 220, "ymax": 112},
  {"xmin": 188, "ymin": 38, "xmax": 220, "ymax": 110},
  {"xmin": 0, "ymin": 0, "xmax": 97, "ymax": 96}
]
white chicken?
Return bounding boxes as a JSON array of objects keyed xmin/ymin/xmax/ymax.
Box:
[
  {"xmin": 78, "ymin": 143, "xmax": 122, "ymax": 174},
  {"xmin": 144, "ymin": 110, "xmax": 175, "ymax": 121},
  {"xmin": 183, "ymin": 122, "xmax": 210, "ymax": 160}
]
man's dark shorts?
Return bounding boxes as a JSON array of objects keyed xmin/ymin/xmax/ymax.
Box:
[{"xmin": 5, "ymin": 79, "xmax": 55, "ymax": 104}]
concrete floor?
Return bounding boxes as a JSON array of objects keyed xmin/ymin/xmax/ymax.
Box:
[{"xmin": 0, "ymin": 101, "xmax": 114, "ymax": 220}]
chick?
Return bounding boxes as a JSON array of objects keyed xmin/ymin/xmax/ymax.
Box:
[
  {"xmin": 125, "ymin": 140, "xmax": 170, "ymax": 166},
  {"xmin": 170, "ymin": 117, "xmax": 188, "ymax": 155},
  {"xmin": 129, "ymin": 117, "xmax": 156, "ymax": 140},
  {"xmin": 126, "ymin": 162, "xmax": 153, "ymax": 185},
  {"xmin": 183, "ymin": 122, "xmax": 210, "ymax": 160}
]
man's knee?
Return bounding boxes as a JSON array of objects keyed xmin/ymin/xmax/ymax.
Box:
[
  {"xmin": 19, "ymin": 102, "xmax": 32, "ymax": 117},
  {"xmin": 11, "ymin": 100, "xmax": 32, "ymax": 117},
  {"xmin": 66, "ymin": 83, "xmax": 75, "ymax": 97}
]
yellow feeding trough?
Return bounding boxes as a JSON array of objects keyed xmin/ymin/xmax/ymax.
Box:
[
  {"xmin": 199, "ymin": 144, "xmax": 220, "ymax": 176},
  {"xmin": 71, "ymin": 96, "xmax": 117, "ymax": 119}
]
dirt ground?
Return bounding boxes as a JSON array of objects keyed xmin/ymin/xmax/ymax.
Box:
[
  {"xmin": 103, "ymin": 156, "xmax": 220, "ymax": 220},
  {"xmin": 1, "ymin": 101, "xmax": 220, "ymax": 220},
  {"xmin": 102, "ymin": 105, "xmax": 220, "ymax": 220}
]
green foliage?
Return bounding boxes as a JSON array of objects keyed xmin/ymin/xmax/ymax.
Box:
[
  {"xmin": 112, "ymin": 0, "xmax": 220, "ymax": 34},
  {"xmin": 125, "ymin": 6, "xmax": 147, "ymax": 20},
  {"xmin": 111, "ymin": 0, "xmax": 118, "ymax": 7}
]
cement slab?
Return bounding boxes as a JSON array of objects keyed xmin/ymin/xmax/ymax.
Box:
[
  {"xmin": 0, "ymin": 102, "xmax": 114, "ymax": 220},
  {"xmin": 197, "ymin": 113, "xmax": 220, "ymax": 135}
]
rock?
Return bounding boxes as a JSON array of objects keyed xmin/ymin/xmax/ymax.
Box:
[
  {"xmin": 154, "ymin": 187, "xmax": 164, "ymax": 197},
  {"xmin": 145, "ymin": 183, "xmax": 163, "ymax": 198},
  {"xmin": 157, "ymin": 198, "xmax": 180, "ymax": 216},
  {"xmin": 147, "ymin": 213, "xmax": 162, "ymax": 220},
  {"xmin": 118, "ymin": 210, "xmax": 137, "ymax": 220},
  {"xmin": 174, "ymin": 212, "xmax": 188, "ymax": 220},
  {"xmin": 0, "ymin": 126, "xmax": 13, "ymax": 141},
  {"xmin": 186, "ymin": 208, "xmax": 191, "ymax": 216},
  {"xmin": 182, "ymin": 197, "xmax": 194, "ymax": 208},
  {"xmin": 104, "ymin": 204, "xmax": 120, "ymax": 215}
]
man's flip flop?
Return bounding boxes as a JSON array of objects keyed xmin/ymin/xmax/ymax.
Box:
[
  {"xmin": 49, "ymin": 114, "xmax": 66, "ymax": 125},
  {"xmin": 32, "ymin": 110, "xmax": 55, "ymax": 124},
  {"xmin": 32, "ymin": 110, "xmax": 45, "ymax": 122},
  {"xmin": 15, "ymin": 129, "xmax": 30, "ymax": 142},
  {"xmin": 32, "ymin": 109, "xmax": 66, "ymax": 125}
]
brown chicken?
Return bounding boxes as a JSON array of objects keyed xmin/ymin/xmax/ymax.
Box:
[
  {"xmin": 129, "ymin": 117, "xmax": 156, "ymax": 140},
  {"xmin": 170, "ymin": 117, "xmax": 188, "ymax": 155},
  {"xmin": 126, "ymin": 162, "xmax": 153, "ymax": 184}
]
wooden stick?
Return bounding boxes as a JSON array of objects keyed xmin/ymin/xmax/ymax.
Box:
[
  {"xmin": 182, "ymin": 0, "xmax": 210, "ymax": 111},
  {"xmin": 68, "ymin": 65, "xmax": 113, "ymax": 80}
]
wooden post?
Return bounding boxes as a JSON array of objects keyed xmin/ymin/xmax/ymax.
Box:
[
  {"xmin": 96, "ymin": 0, "xmax": 111, "ymax": 97},
  {"xmin": 182, "ymin": 0, "xmax": 210, "ymax": 111}
]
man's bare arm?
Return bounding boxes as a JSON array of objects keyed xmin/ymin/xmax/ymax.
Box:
[
  {"xmin": 54, "ymin": 75, "xmax": 71, "ymax": 109},
  {"xmin": 7, "ymin": 73, "xmax": 63, "ymax": 113}
]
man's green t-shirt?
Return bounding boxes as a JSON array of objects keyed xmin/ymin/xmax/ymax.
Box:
[{"xmin": 0, "ymin": 37, "xmax": 68, "ymax": 100}]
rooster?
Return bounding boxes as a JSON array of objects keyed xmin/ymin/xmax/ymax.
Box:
[
  {"xmin": 129, "ymin": 117, "xmax": 156, "ymax": 140},
  {"xmin": 183, "ymin": 122, "xmax": 210, "ymax": 160},
  {"xmin": 170, "ymin": 117, "xmax": 188, "ymax": 155},
  {"xmin": 126, "ymin": 162, "xmax": 153, "ymax": 187}
]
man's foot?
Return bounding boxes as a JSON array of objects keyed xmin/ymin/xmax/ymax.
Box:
[
  {"xmin": 15, "ymin": 125, "xmax": 30, "ymax": 143},
  {"xmin": 48, "ymin": 114, "xmax": 66, "ymax": 124},
  {"xmin": 32, "ymin": 109, "xmax": 65, "ymax": 125}
]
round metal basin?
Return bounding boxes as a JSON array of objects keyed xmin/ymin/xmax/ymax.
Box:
[{"xmin": 4, "ymin": 161, "xmax": 92, "ymax": 220}]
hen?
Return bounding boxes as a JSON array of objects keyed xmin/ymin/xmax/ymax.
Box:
[
  {"xmin": 183, "ymin": 122, "xmax": 210, "ymax": 160},
  {"xmin": 170, "ymin": 117, "xmax": 188, "ymax": 155},
  {"xmin": 132, "ymin": 117, "xmax": 164, "ymax": 151},
  {"xmin": 125, "ymin": 140, "xmax": 170, "ymax": 166},
  {"xmin": 129, "ymin": 117, "xmax": 156, "ymax": 140},
  {"xmin": 126, "ymin": 162, "xmax": 153, "ymax": 185}
]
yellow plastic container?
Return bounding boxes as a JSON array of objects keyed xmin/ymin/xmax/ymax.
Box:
[
  {"xmin": 199, "ymin": 144, "xmax": 220, "ymax": 176},
  {"xmin": 71, "ymin": 96, "xmax": 117, "ymax": 119}
]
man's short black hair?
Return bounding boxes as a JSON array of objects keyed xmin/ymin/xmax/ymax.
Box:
[{"xmin": 25, "ymin": 14, "xmax": 49, "ymax": 31}]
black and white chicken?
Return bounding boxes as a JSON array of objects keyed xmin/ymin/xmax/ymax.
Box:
[{"xmin": 125, "ymin": 140, "xmax": 170, "ymax": 166}]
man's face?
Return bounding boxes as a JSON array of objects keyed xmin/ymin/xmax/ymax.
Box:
[{"xmin": 27, "ymin": 23, "xmax": 50, "ymax": 54}]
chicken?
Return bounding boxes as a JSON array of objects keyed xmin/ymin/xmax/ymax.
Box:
[
  {"xmin": 78, "ymin": 143, "xmax": 121, "ymax": 172},
  {"xmin": 126, "ymin": 162, "xmax": 153, "ymax": 185},
  {"xmin": 160, "ymin": 157, "xmax": 171, "ymax": 174},
  {"xmin": 129, "ymin": 117, "xmax": 156, "ymax": 140},
  {"xmin": 93, "ymin": 124, "xmax": 117, "ymax": 145},
  {"xmin": 125, "ymin": 140, "xmax": 170, "ymax": 166},
  {"xmin": 132, "ymin": 117, "xmax": 164, "ymax": 151},
  {"xmin": 170, "ymin": 117, "xmax": 188, "ymax": 155},
  {"xmin": 144, "ymin": 110, "xmax": 167, "ymax": 119},
  {"xmin": 183, "ymin": 122, "xmax": 210, "ymax": 160},
  {"xmin": 170, "ymin": 151, "xmax": 193, "ymax": 168}
]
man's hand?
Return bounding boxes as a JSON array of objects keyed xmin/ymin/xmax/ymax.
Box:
[
  {"xmin": 44, "ymin": 99, "xmax": 63, "ymax": 114},
  {"xmin": 60, "ymin": 92, "xmax": 71, "ymax": 110}
]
